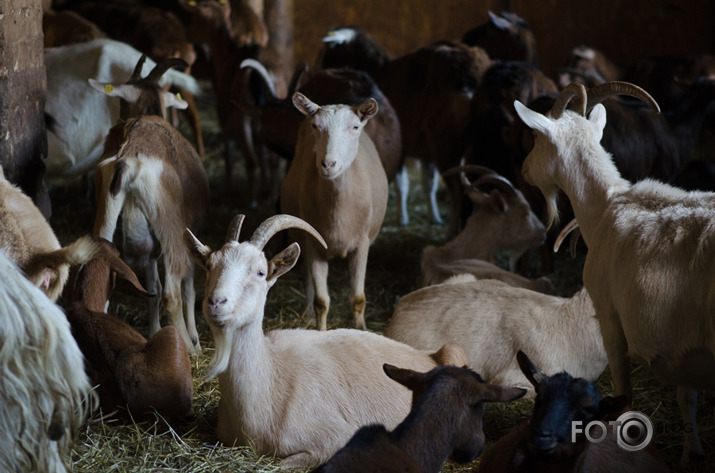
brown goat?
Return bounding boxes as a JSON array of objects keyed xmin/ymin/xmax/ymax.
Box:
[
  {"xmin": 312, "ymin": 364, "xmax": 526, "ymax": 473},
  {"xmin": 63, "ymin": 237, "xmax": 194, "ymax": 425}
]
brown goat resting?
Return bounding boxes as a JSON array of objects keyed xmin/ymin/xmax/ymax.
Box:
[
  {"xmin": 312, "ymin": 364, "xmax": 525, "ymax": 473},
  {"xmin": 63, "ymin": 237, "xmax": 194, "ymax": 424}
]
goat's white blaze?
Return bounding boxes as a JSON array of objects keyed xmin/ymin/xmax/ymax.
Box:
[
  {"xmin": 310, "ymin": 105, "xmax": 366, "ymax": 179},
  {"xmin": 322, "ymin": 27, "xmax": 357, "ymax": 44}
]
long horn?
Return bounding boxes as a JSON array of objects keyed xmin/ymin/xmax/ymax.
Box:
[
  {"xmin": 249, "ymin": 214, "xmax": 327, "ymax": 251},
  {"xmin": 226, "ymin": 214, "xmax": 246, "ymax": 242},
  {"xmin": 549, "ymin": 82, "xmax": 587, "ymax": 118},
  {"xmin": 442, "ymin": 164, "xmax": 496, "ymax": 188},
  {"xmin": 240, "ymin": 58, "xmax": 278, "ymax": 100},
  {"xmin": 553, "ymin": 218, "xmax": 580, "ymax": 253},
  {"xmin": 472, "ymin": 174, "xmax": 517, "ymax": 197},
  {"xmin": 144, "ymin": 58, "xmax": 189, "ymax": 84},
  {"xmin": 130, "ymin": 54, "xmax": 148, "ymax": 82},
  {"xmin": 585, "ymin": 81, "xmax": 660, "ymax": 114}
]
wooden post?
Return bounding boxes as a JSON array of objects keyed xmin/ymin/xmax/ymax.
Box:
[
  {"xmin": 0, "ymin": 0, "xmax": 50, "ymax": 217},
  {"xmin": 261, "ymin": 0, "xmax": 293, "ymax": 97}
]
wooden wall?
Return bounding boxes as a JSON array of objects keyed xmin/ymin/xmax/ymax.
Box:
[{"xmin": 292, "ymin": 0, "xmax": 715, "ymax": 78}]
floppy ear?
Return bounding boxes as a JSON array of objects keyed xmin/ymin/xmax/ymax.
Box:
[
  {"xmin": 267, "ymin": 243, "xmax": 301, "ymax": 282},
  {"xmin": 383, "ymin": 364, "xmax": 427, "ymax": 391},
  {"xmin": 293, "ymin": 92, "xmax": 320, "ymax": 116},
  {"xmin": 517, "ymin": 350, "xmax": 546, "ymax": 387},
  {"xmin": 183, "ymin": 229, "xmax": 211, "ymax": 269},
  {"xmin": 162, "ymin": 90, "xmax": 189, "ymax": 110},
  {"xmin": 475, "ymin": 384, "xmax": 527, "ymax": 404},
  {"xmin": 514, "ymin": 100, "xmax": 554, "ymax": 136},
  {"xmin": 109, "ymin": 253, "xmax": 153, "ymax": 297}
]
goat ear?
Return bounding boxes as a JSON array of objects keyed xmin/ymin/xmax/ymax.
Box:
[
  {"xmin": 517, "ymin": 350, "xmax": 546, "ymax": 387},
  {"xmin": 292, "ymin": 92, "xmax": 320, "ymax": 116},
  {"xmin": 588, "ymin": 103, "xmax": 607, "ymax": 140},
  {"xmin": 109, "ymin": 254, "xmax": 153, "ymax": 297},
  {"xmin": 267, "ymin": 242, "xmax": 300, "ymax": 281},
  {"xmin": 488, "ymin": 10, "xmax": 512, "ymax": 30},
  {"xmin": 162, "ymin": 90, "xmax": 189, "ymax": 110},
  {"xmin": 478, "ymin": 384, "xmax": 528, "ymax": 404},
  {"xmin": 356, "ymin": 98, "xmax": 379, "ymax": 121},
  {"xmin": 383, "ymin": 363, "xmax": 425, "ymax": 391},
  {"xmin": 596, "ymin": 395, "xmax": 629, "ymax": 420},
  {"xmin": 183, "ymin": 229, "xmax": 211, "ymax": 269},
  {"xmin": 514, "ymin": 100, "xmax": 554, "ymax": 136},
  {"xmin": 88, "ymin": 79, "xmax": 142, "ymax": 103},
  {"xmin": 489, "ymin": 189, "xmax": 508, "ymax": 213}
]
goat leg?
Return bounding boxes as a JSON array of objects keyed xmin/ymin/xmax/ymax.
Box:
[
  {"xmin": 348, "ymin": 239, "xmax": 369, "ymax": 330},
  {"xmin": 396, "ymin": 164, "xmax": 410, "ymax": 226},
  {"xmin": 677, "ymin": 387, "xmax": 705, "ymax": 466}
]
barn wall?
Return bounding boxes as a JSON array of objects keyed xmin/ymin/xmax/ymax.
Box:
[
  {"xmin": 292, "ymin": 0, "xmax": 715, "ymax": 77},
  {"xmin": 0, "ymin": 0, "xmax": 49, "ymax": 216}
]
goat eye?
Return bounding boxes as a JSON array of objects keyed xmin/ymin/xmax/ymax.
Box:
[
  {"xmin": 257, "ymin": 270, "xmax": 265, "ymax": 277},
  {"xmin": 311, "ymin": 124, "xmax": 317, "ymax": 129},
  {"xmin": 352, "ymin": 125, "xmax": 359, "ymax": 130}
]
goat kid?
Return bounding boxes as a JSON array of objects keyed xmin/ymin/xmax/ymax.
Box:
[
  {"xmin": 312, "ymin": 364, "xmax": 526, "ymax": 473},
  {"xmin": 184, "ymin": 214, "xmax": 468, "ymax": 468}
]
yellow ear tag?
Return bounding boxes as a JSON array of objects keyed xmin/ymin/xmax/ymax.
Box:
[
  {"xmin": 274, "ymin": 258, "xmax": 285, "ymax": 265},
  {"xmin": 219, "ymin": 0, "xmax": 227, "ymax": 4},
  {"xmin": 188, "ymin": 0, "xmax": 197, "ymax": 5},
  {"xmin": 104, "ymin": 84, "xmax": 114, "ymax": 94},
  {"xmin": 176, "ymin": 92, "xmax": 184, "ymax": 102}
]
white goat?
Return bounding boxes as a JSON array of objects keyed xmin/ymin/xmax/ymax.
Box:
[
  {"xmin": 386, "ymin": 275, "xmax": 606, "ymax": 393},
  {"xmin": 0, "ymin": 166, "xmax": 98, "ymax": 301},
  {"xmin": 93, "ymin": 56, "xmax": 210, "ymax": 355},
  {"xmin": 45, "ymin": 38, "xmax": 199, "ymax": 181},
  {"xmin": 0, "ymin": 250, "xmax": 95, "ymax": 473},
  {"xmin": 183, "ymin": 214, "xmax": 467, "ymax": 469},
  {"xmin": 514, "ymin": 80, "xmax": 714, "ymax": 465},
  {"xmin": 280, "ymin": 92, "xmax": 388, "ymax": 330}
]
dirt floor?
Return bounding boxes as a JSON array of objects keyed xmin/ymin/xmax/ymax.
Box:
[{"xmin": 47, "ymin": 84, "xmax": 714, "ymax": 472}]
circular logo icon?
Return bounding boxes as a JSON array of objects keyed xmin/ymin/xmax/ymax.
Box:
[{"xmin": 615, "ymin": 411, "xmax": 653, "ymax": 452}]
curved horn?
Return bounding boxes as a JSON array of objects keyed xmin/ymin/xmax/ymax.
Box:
[
  {"xmin": 240, "ymin": 58, "xmax": 278, "ymax": 100},
  {"xmin": 130, "ymin": 54, "xmax": 148, "ymax": 82},
  {"xmin": 549, "ymin": 82, "xmax": 587, "ymax": 118},
  {"xmin": 553, "ymin": 218, "xmax": 580, "ymax": 253},
  {"xmin": 144, "ymin": 58, "xmax": 189, "ymax": 84},
  {"xmin": 442, "ymin": 165, "xmax": 496, "ymax": 188},
  {"xmin": 249, "ymin": 214, "xmax": 327, "ymax": 251},
  {"xmin": 586, "ymin": 81, "xmax": 660, "ymax": 114},
  {"xmin": 472, "ymin": 174, "xmax": 517, "ymax": 197},
  {"xmin": 226, "ymin": 214, "xmax": 246, "ymax": 242}
]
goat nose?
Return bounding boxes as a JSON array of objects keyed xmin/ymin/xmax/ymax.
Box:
[
  {"xmin": 208, "ymin": 296, "xmax": 227, "ymax": 308},
  {"xmin": 322, "ymin": 160, "xmax": 336, "ymax": 170}
]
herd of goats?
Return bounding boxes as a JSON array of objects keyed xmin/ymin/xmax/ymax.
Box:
[{"xmin": 1, "ymin": 2, "xmax": 714, "ymax": 472}]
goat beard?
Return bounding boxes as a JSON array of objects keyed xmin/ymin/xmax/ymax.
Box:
[
  {"xmin": 207, "ymin": 325, "xmax": 234, "ymax": 379},
  {"xmin": 543, "ymin": 190, "xmax": 561, "ymax": 232}
]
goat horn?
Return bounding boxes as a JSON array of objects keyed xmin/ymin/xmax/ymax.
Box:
[
  {"xmin": 472, "ymin": 174, "xmax": 517, "ymax": 197},
  {"xmin": 553, "ymin": 218, "xmax": 580, "ymax": 253},
  {"xmin": 130, "ymin": 54, "xmax": 148, "ymax": 82},
  {"xmin": 442, "ymin": 165, "xmax": 496, "ymax": 189},
  {"xmin": 145, "ymin": 58, "xmax": 189, "ymax": 84},
  {"xmin": 549, "ymin": 82, "xmax": 587, "ymax": 118},
  {"xmin": 249, "ymin": 214, "xmax": 327, "ymax": 251},
  {"xmin": 240, "ymin": 58, "xmax": 278, "ymax": 100},
  {"xmin": 586, "ymin": 81, "xmax": 660, "ymax": 114},
  {"xmin": 226, "ymin": 214, "xmax": 246, "ymax": 242}
]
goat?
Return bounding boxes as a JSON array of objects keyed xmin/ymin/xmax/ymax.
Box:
[
  {"xmin": 0, "ymin": 166, "xmax": 99, "ymax": 301},
  {"xmin": 280, "ymin": 92, "xmax": 388, "ymax": 330},
  {"xmin": 312, "ymin": 364, "xmax": 526, "ymax": 473},
  {"xmin": 478, "ymin": 351, "xmax": 670, "ymax": 473},
  {"xmin": 93, "ymin": 56, "xmax": 210, "ymax": 355},
  {"xmin": 183, "ymin": 213, "xmax": 469, "ymax": 468},
  {"xmin": 61, "ymin": 1, "xmax": 204, "ymax": 156},
  {"xmin": 386, "ymin": 276, "xmax": 606, "ymax": 394},
  {"xmin": 239, "ymin": 61, "xmax": 406, "ymax": 222},
  {"xmin": 461, "ymin": 11, "xmax": 539, "ymax": 65},
  {"xmin": 62, "ymin": 237, "xmax": 194, "ymax": 424},
  {"xmin": 0, "ymin": 250, "xmax": 95, "ymax": 473},
  {"xmin": 419, "ymin": 165, "xmax": 546, "ymax": 289},
  {"xmin": 514, "ymin": 80, "xmax": 715, "ymax": 465},
  {"xmin": 318, "ymin": 27, "xmax": 493, "ymax": 235},
  {"xmin": 45, "ymin": 38, "xmax": 199, "ymax": 181}
]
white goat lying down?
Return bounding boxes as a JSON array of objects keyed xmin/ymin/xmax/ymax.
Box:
[
  {"xmin": 183, "ymin": 214, "xmax": 467, "ymax": 469},
  {"xmin": 514, "ymin": 80, "xmax": 715, "ymax": 465},
  {"xmin": 386, "ymin": 275, "xmax": 607, "ymax": 393},
  {"xmin": 0, "ymin": 250, "xmax": 95, "ymax": 473}
]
